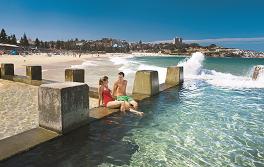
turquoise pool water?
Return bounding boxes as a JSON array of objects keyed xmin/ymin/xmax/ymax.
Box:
[{"xmin": 2, "ymin": 54, "xmax": 264, "ymax": 167}]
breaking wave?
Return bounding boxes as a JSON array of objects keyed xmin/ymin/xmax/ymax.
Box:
[
  {"xmin": 177, "ymin": 52, "xmax": 264, "ymax": 89},
  {"xmin": 70, "ymin": 61, "xmax": 98, "ymax": 69}
]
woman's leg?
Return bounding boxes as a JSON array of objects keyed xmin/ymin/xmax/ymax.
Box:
[{"xmin": 106, "ymin": 101, "xmax": 123, "ymax": 109}]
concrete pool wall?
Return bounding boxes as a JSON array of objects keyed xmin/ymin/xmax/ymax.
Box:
[{"xmin": 0, "ymin": 63, "xmax": 183, "ymax": 161}]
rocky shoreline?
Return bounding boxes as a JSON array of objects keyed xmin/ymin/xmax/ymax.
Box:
[{"xmin": 204, "ymin": 49, "xmax": 264, "ymax": 58}]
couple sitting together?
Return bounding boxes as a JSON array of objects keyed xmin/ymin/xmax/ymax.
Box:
[{"xmin": 98, "ymin": 72, "xmax": 144, "ymax": 116}]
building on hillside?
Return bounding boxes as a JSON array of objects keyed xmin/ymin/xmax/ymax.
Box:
[
  {"xmin": 173, "ymin": 37, "xmax": 183, "ymax": 45},
  {"xmin": 0, "ymin": 43, "xmax": 20, "ymax": 55}
]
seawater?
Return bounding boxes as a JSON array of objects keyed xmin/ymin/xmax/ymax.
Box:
[{"xmin": 2, "ymin": 53, "xmax": 264, "ymax": 167}]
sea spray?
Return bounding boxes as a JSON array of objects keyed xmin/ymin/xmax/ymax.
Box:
[
  {"xmin": 177, "ymin": 52, "xmax": 264, "ymax": 89},
  {"xmin": 177, "ymin": 52, "xmax": 205, "ymax": 76}
]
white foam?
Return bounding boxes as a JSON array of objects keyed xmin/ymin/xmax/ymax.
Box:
[
  {"xmin": 178, "ymin": 52, "xmax": 264, "ymax": 89},
  {"xmin": 110, "ymin": 57, "xmax": 129, "ymax": 65},
  {"xmin": 70, "ymin": 61, "xmax": 98, "ymax": 69},
  {"xmin": 109, "ymin": 56, "xmax": 167, "ymax": 83},
  {"xmin": 177, "ymin": 52, "xmax": 205, "ymax": 76}
]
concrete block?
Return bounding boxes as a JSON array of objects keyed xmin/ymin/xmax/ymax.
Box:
[
  {"xmin": 165, "ymin": 66, "xmax": 184, "ymax": 86},
  {"xmin": 132, "ymin": 70, "xmax": 159, "ymax": 96},
  {"xmin": 26, "ymin": 66, "xmax": 42, "ymax": 80},
  {"xmin": 65, "ymin": 68, "xmax": 85, "ymax": 83},
  {"xmin": 1, "ymin": 63, "xmax": 14, "ymax": 76},
  {"xmin": 39, "ymin": 82, "xmax": 89, "ymax": 134}
]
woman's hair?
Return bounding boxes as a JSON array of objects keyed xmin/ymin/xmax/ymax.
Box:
[
  {"xmin": 99, "ymin": 76, "xmax": 109, "ymax": 85},
  {"xmin": 99, "ymin": 78, "xmax": 103, "ymax": 85}
]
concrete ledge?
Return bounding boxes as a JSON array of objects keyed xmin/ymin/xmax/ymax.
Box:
[
  {"xmin": 89, "ymin": 107, "xmax": 119, "ymax": 119},
  {"xmin": 0, "ymin": 127, "xmax": 59, "ymax": 161},
  {"xmin": 159, "ymin": 83, "xmax": 176, "ymax": 92},
  {"xmin": 65, "ymin": 68, "xmax": 85, "ymax": 83},
  {"xmin": 1, "ymin": 74, "xmax": 56, "ymax": 86}
]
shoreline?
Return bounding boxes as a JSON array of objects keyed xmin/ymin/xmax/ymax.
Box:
[{"xmin": 1, "ymin": 52, "xmax": 264, "ymax": 70}]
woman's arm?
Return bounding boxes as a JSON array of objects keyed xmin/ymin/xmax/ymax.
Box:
[{"xmin": 98, "ymin": 86, "xmax": 103, "ymax": 107}]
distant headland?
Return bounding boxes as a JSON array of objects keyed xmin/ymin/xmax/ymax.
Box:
[{"xmin": 0, "ymin": 28, "xmax": 263, "ymax": 58}]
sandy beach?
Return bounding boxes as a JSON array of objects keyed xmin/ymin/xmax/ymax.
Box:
[
  {"xmin": 0, "ymin": 53, "xmax": 144, "ymax": 92},
  {"xmin": 0, "ymin": 53, "xmax": 120, "ymax": 69}
]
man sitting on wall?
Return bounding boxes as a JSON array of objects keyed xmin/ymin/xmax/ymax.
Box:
[{"xmin": 113, "ymin": 72, "xmax": 140, "ymax": 111}]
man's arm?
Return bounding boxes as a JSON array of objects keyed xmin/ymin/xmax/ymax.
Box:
[{"xmin": 124, "ymin": 80, "xmax": 127, "ymax": 96}]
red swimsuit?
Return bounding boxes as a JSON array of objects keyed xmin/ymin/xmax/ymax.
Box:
[{"xmin": 102, "ymin": 87, "xmax": 114, "ymax": 106}]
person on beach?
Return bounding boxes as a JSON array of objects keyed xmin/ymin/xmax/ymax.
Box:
[
  {"xmin": 113, "ymin": 72, "xmax": 139, "ymax": 110},
  {"xmin": 99, "ymin": 76, "xmax": 143, "ymax": 116}
]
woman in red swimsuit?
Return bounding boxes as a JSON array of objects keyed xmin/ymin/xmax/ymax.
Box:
[{"xmin": 98, "ymin": 76, "xmax": 126, "ymax": 112}]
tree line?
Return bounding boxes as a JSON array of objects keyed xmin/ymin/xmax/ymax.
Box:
[
  {"xmin": 0, "ymin": 28, "xmax": 213, "ymax": 54},
  {"xmin": 0, "ymin": 28, "xmax": 130, "ymax": 52}
]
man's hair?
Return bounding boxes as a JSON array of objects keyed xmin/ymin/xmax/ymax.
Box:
[
  {"xmin": 102, "ymin": 76, "xmax": 108, "ymax": 80},
  {"xmin": 118, "ymin": 72, "xmax": 125, "ymax": 77}
]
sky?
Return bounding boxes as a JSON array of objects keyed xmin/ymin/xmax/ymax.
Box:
[{"xmin": 1, "ymin": 0, "xmax": 264, "ymax": 51}]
